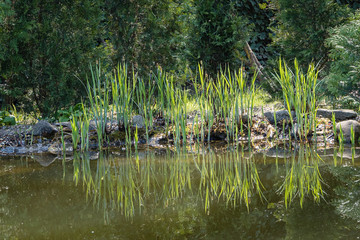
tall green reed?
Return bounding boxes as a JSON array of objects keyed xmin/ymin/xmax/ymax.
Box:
[
  {"xmin": 60, "ymin": 125, "xmax": 66, "ymax": 156},
  {"xmin": 75, "ymin": 62, "xmax": 267, "ymax": 150},
  {"xmin": 111, "ymin": 64, "xmax": 137, "ymax": 147},
  {"xmin": 70, "ymin": 114, "xmax": 80, "ymax": 150},
  {"xmin": 274, "ymin": 59, "xmax": 318, "ymax": 141},
  {"xmin": 79, "ymin": 103, "xmax": 90, "ymax": 152},
  {"xmin": 136, "ymin": 76, "xmax": 155, "ymax": 143},
  {"xmin": 193, "ymin": 65, "xmax": 257, "ymax": 143},
  {"xmin": 87, "ymin": 64, "xmax": 111, "ymax": 150}
]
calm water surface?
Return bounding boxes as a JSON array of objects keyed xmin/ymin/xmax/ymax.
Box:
[{"xmin": 1, "ymin": 145, "xmax": 360, "ymax": 239}]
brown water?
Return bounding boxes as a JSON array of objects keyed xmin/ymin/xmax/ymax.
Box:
[{"xmin": 1, "ymin": 145, "xmax": 360, "ymax": 239}]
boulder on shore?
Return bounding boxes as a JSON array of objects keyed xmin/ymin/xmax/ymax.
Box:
[
  {"xmin": 31, "ymin": 120, "xmax": 57, "ymax": 138},
  {"xmin": 264, "ymin": 109, "xmax": 358, "ymax": 125},
  {"xmin": 263, "ymin": 110, "xmax": 295, "ymax": 125},
  {"xmin": 132, "ymin": 115, "xmax": 145, "ymax": 129},
  {"xmin": 336, "ymin": 120, "xmax": 360, "ymax": 143},
  {"xmin": 317, "ymin": 109, "xmax": 358, "ymax": 122}
]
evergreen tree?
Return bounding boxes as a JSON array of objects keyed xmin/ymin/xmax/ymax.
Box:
[
  {"xmin": 0, "ymin": 0, "xmax": 106, "ymax": 117},
  {"xmin": 336, "ymin": 0, "xmax": 360, "ymax": 10},
  {"xmin": 235, "ymin": 0, "xmax": 274, "ymax": 66},
  {"xmin": 271, "ymin": 0, "xmax": 349, "ymax": 67},
  {"xmin": 325, "ymin": 12, "xmax": 360, "ymax": 107},
  {"xmin": 188, "ymin": 0, "xmax": 252, "ymax": 77},
  {"xmin": 104, "ymin": 0, "xmax": 187, "ymax": 75}
]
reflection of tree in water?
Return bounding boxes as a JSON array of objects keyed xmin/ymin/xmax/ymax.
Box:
[{"xmin": 330, "ymin": 165, "xmax": 360, "ymax": 227}]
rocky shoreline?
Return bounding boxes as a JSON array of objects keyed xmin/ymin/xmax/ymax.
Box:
[{"xmin": 0, "ymin": 108, "xmax": 359, "ymax": 156}]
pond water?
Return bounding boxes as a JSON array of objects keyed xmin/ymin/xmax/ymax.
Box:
[{"xmin": 1, "ymin": 144, "xmax": 360, "ymax": 239}]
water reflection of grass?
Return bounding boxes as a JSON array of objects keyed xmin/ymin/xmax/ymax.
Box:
[
  {"xmin": 71, "ymin": 148, "xmax": 267, "ymax": 219},
  {"xmin": 278, "ymin": 145, "xmax": 324, "ymax": 208},
  {"xmin": 196, "ymin": 149, "xmax": 265, "ymax": 212},
  {"xmin": 70, "ymin": 145, "xmax": 332, "ymax": 220}
]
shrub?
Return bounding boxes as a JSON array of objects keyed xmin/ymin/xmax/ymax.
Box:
[
  {"xmin": 0, "ymin": 0, "xmax": 107, "ymax": 117},
  {"xmin": 325, "ymin": 12, "xmax": 360, "ymax": 108},
  {"xmin": 0, "ymin": 110, "xmax": 16, "ymax": 126},
  {"xmin": 270, "ymin": 0, "xmax": 349, "ymax": 67},
  {"xmin": 187, "ymin": 0, "xmax": 252, "ymax": 77}
]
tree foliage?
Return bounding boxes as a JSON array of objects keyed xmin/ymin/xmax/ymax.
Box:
[
  {"xmin": 0, "ymin": 0, "xmax": 359, "ymax": 116},
  {"xmin": 271, "ymin": 0, "xmax": 349, "ymax": 67},
  {"xmin": 188, "ymin": 0, "xmax": 252, "ymax": 76},
  {"xmin": 336, "ymin": 0, "xmax": 360, "ymax": 10},
  {"xmin": 0, "ymin": 0, "xmax": 106, "ymax": 117},
  {"xmin": 104, "ymin": 0, "xmax": 189, "ymax": 75},
  {"xmin": 235, "ymin": 0, "xmax": 274, "ymax": 66},
  {"xmin": 325, "ymin": 12, "xmax": 360, "ymax": 107}
]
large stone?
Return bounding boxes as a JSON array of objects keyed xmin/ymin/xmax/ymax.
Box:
[
  {"xmin": 48, "ymin": 142, "xmax": 73, "ymax": 155},
  {"xmin": 148, "ymin": 133, "xmax": 168, "ymax": 147},
  {"xmin": 1, "ymin": 146, "xmax": 15, "ymax": 154},
  {"xmin": 263, "ymin": 110, "xmax": 295, "ymax": 125},
  {"xmin": 317, "ymin": 109, "xmax": 358, "ymax": 122},
  {"xmin": 54, "ymin": 122, "xmax": 72, "ymax": 128},
  {"xmin": 132, "ymin": 115, "xmax": 145, "ymax": 129},
  {"xmin": 336, "ymin": 120, "xmax": 360, "ymax": 143},
  {"xmin": 32, "ymin": 120, "xmax": 57, "ymax": 138}
]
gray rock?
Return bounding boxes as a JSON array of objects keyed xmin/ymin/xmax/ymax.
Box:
[
  {"xmin": 132, "ymin": 115, "xmax": 145, "ymax": 129},
  {"xmin": 15, "ymin": 147, "xmax": 28, "ymax": 154},
  {"xmin": 86, "ymin": 119, "xmax": 117, "ymax": 132},
  {"xmin": 54, "ymin": 122, "xmax": 72, "ymax": 128},
  {"xmin": 39, "ymin": 145, "xmax": 49, "ymax": 153},
  {"xmin": 336, "ymin": 120, "xmax": 360, "ymax": 143},
  {"xmin": 263, "ymin": 110, "xmax": 295, "ymax": 125},
  {"xmin": 89, "ymin": 120, "xmax": 98, "ymax": 131},
  {"xmin": 317, "ymin": 109, "xmax": 358, "ymax": 122},
  {"xmin": 316, "ymin": 109, "xmax": 333, "ymax": 119},
  {"xmin": 55, "ymin": 121, "xmax": 97, "ymax": 132},
  {"xmin": 1, "ymin": 146, "xmax": 15, "ymax": 154},
  {"xmin": 148, "ymin": 133, "xmax": 168, "ymax": 147},
  {"xmin": 48, "ymin": 142, "xmax": 73, "ymax": 155},
  {"xmin": 32, "ymin": 120, "xmax": 57, "ymax": 138}
]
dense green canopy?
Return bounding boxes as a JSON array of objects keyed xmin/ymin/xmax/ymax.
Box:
[{"xmin": 0, "ymin": 0, "xmax": 358, "ymax": 117}]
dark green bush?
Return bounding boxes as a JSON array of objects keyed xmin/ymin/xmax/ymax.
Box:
[
  {"xmin": 104, "ymin": 0, "xmax": 189, "ymax": 75},
  {"xmin": 57, "ymin": 103, "xmax": 84, "ymax": 122},
  {"xmin": 0, "ymin": 0, "xmax": 106, "ymax": 117},
  {"xmin": 325, "ymin": 12, "xmax": 360, "ymax": 108},
  {"xmin": 0, "ymin": 110, "xmax": 16, "ymax": 126},
  {"xmin": 187, "ymin": 0, "xmax": 252, "ymax": 77},
  {"xmin": 270, "ymin": 0, "xmax": 349, "ymax": 67}
]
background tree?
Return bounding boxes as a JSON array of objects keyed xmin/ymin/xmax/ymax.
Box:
[
  {"xmin": 270, "ymin": 0, "xmax": 349, "ymax": 67},
  {"xmin": 336, "ymin": 0, "xmax": 360, "ymax": 10},
  {"xmin": 103, "ymin": 0, "xmax": 189, "ymax": 75},
  {"xmin": 235, "ymin": 0, "xmax": 274, "ymax": 66},
  {"xmin": 325, "ymin": 12, "xmax": 360, "ymax": 108},
  {"xmin": 187, "ymin": 0, "xmax": 252, "ymax": 77},
  {"xmin": 0, "ymin": 0, "xmax": 106, "ymax": 117}
]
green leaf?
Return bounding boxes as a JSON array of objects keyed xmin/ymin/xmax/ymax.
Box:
[{"xmin": 3, "ymin": 116, "xmax": 16, "ymax": 125}]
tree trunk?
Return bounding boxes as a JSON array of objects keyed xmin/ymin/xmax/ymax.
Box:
[{"xmin": 244, "ymin": 42, "xmax": 267, "ymax": 81}]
